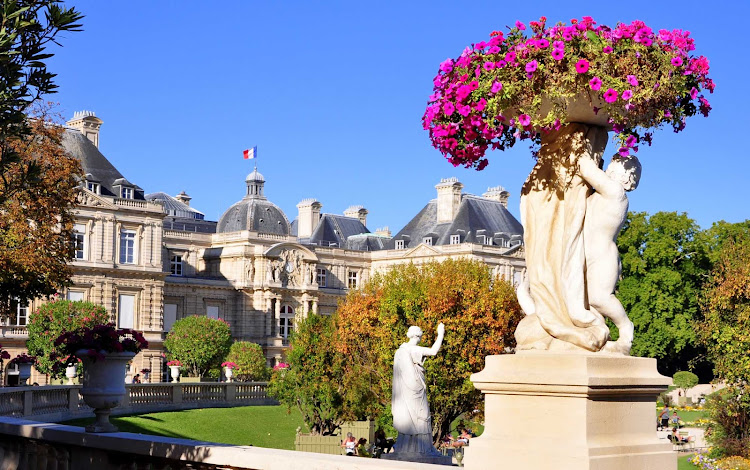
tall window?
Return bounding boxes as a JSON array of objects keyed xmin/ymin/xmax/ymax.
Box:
[
  {"xmin": 347, "ymin": 271, "xmax": 359, "ymax": 289},
  {"xmin": 316, "ymin": 267, "xmax": 327, "ymax": 287},
  {"xmin": 395, "ymin": 240, "xmax": 404, "ymax": 249},
  {"xmin": 121, "ymin": 187, "xmax": 133, "ymax": 199},
  {"xmin": 170, "ymin": 254, "xmax": 183, "ymax": 276},
  {"xmin": 73, "ymin": 224, "xmax": 86, "ymax": 260},
  {"xmin": 2, "ymin": 300, "xmax": 28, "ymax": 326},
  {"xmin": 120, "ymin": 230, "xmax": 136, "ymax": 264},
  {"xmin": 450, "ymin": 234, "xmax": 461, "ymax": 245},
  {"xmin": 163, "ymin": 304, "xmax": 177, "ymax": 332},
  {"xmin": 279, "ymin": 305, "xmax": 294, "ymax": 341},
  {"xmin": 87, "ymin": 182, "xmax": 99, "ymax": 194},
  {"xmin": 118, "ymin": 294, "xmax": 135, "ymax": 329},
  {"xmin": 207, "ymin": 305, "xmax": 219, "ymax": 319}
]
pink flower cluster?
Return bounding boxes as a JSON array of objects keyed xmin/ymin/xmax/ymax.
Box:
[
  {"xmin": 423, "ymin": 16, "xmax": 714, "ymax": 169},
  {"xmin": 221, "ymin": 361, "xmax": 237, "ymax": 369}
]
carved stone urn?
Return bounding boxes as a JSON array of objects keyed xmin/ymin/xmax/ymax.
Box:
[
  {"xmin": 224, "ymin": 367, "xmax": 233, "ymax": 382},
  {"xmin": 17, "ymin": 363, "xmax": 32, "ymax": 386},
  {"xmin": 77, "ymin": 350, "xmax": 135, "ymax": 432},
  {"xmin": 65, "ymin": 365, "xmax": 77, "ymax": 385},
  {"xmin": 170, "ymin": 365, "xmax": 181, "ymax": 383}
]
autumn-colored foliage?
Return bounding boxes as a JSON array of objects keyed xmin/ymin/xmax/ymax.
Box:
[
  {"xmin": 0, "ymin": 109, "xmax": 82, "ymax": 318},
  {"xmin": 334, "ymin": 259, "xmax": 522, "ymax": 443}
]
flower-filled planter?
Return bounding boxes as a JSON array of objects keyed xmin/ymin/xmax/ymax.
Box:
[
  {"xmin": 56, "ymin": 324, "xmax": 148, "ymax": 432},
  {"xmin": 167, "ymin": 360, "xmax": 182, "ymax": 383},
  {"xmin": 222, "ymin": 361, "xmax": 237, "ymax": 383},
  {"xmin": 10, "ymin": 354, "xmax": 36, "ymax": 386}
]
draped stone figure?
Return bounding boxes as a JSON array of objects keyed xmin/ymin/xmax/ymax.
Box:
[
  {"xmin": 389, "ymin": 323, "xmax": 449, "ymax": 464},
  {"xmin": 514, "ymin": 123, "xmax": 641, "ymax": 354}
]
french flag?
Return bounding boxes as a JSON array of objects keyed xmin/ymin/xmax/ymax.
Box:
[{"xmin": 243, "ymin": 146, "xmax": 257, "ymax": 160}]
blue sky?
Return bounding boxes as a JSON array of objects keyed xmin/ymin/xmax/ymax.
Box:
[{"xmin": 48, "ymin": 0, "xmax": 748, "ymax": 232}]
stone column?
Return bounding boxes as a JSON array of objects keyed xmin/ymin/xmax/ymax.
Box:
[{"xmin": 465, "ymin": 352, "xmax": 674, "ymax": 470}]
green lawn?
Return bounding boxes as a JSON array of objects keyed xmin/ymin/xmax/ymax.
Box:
[
  {"xmin": 656, "ymin": 409, "xmax": 708, "ymax": 424},
  {"xmin": 62, "ymin": 405, "xmax": 308, "ymax": 450}
]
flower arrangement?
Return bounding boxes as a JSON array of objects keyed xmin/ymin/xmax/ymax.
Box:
[
  {"xmin": 9, "ymin": 353, "xmax": 36, "ymax": 365},
  {"xmin": 221, "ymin": 361, "xmax": 237, "ymax": 369},
  {"xmin": 273, "ymin": 362, "xmax": 289, "ymax": 371},
  {"xmin": 55, "ymin": 323, "xmax": 148, "ymax": 361},
  {"xmin": 0, "ymin": 343, "xmax": 10, "ymax": 362},
  {"xmin": 166, "ymin": 360, "xmax": 181, "ymax": 367},
  {"xmin": 423, "ymin": 16, "xmax": 714, "ymax": 169}
]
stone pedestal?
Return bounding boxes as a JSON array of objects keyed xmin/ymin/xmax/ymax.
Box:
[{"xmin": 464, "ymin": 352, "xmax": 675, "ymax": 470}]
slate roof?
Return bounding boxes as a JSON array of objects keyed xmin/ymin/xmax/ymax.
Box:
[
  {"xmin": 293, "ymin": 214, "xmax": 371, "ymax": 248},
  {"xmin": 386, "ymin": 195, "xmax": 523, "ymax": 249},
  {"xmin": 62, "ymin": 129, "xmax": 144, "ymax": 200},
  {"xmin": 145, "ymin": 192, "xmax": 206, "ymax": 220},
  {"xmin": 217, "ymin": 197, "xmax": 291, "ymax": 235}
]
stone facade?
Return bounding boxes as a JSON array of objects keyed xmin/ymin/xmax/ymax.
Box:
[{"xmin": 1, "ymin": 112, "xmax": 526, "ymax": 384}]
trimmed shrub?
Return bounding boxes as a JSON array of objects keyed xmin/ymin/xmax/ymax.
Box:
[
  {"xmin": 225, "ymin": 341, "xmax": 270, "ymax": 381},
  {"xmin": 164, "ymin": 316, "xmax": 232, "ymax": 377}
]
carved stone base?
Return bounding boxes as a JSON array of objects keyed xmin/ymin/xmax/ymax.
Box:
[{"xmin": 464, "ymin": 352, "xmax": 675, "ymax": 470}]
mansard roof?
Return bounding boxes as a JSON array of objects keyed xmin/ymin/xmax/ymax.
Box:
[
  {"xmin": 62, "ymin": 129, "xmax": 144, "ymax": 200},
  {"xmin": 293, "ymin": 214, "xmax": 371, "ymax": 248},
  {"xmin": 217, "ymin": 197, "xmax": 290, "ymax": 235},
  {"xmin": 146, "ymin": 192, "xmax": 206, "ymax": 220},
  {"xmin": 387, "ymin": 195, "xmax": 523, "ymax": 249}
]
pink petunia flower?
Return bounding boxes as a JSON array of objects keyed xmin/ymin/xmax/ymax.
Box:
[
  {"xmin": 575, "ymin": 59, "xmax": 589, "ymax": 74},
  {"xmin": 457, "ymin": 104, "xmax": 471, "ymax": 117},
  {"xmin": 671, "ymin": 56, "xmax": 683, "ymax": 67},
  {"xmin": 627, "ymin": 75, "xmax": 639, "ymax": 87},
  {"xmin": 537, "ymin": 39, "xmax": 550, "ymax": 48},
  {"xmin": 589, "ymin": 76, "xmax": 602, "ymax": 91},
  {"xmin": 625, "ymin": 135, "xmax": 637, "ymax": 147},
  {"xmin": 622, "ymin": 90, "xmax": 633, "ymax": 100},
  {"xmin": 618, "ymin": 147, "xmax": 630, "ymax": 157},
  {"xmin": 603, "ymin": 45, "xmax": 613, "ymax": 54},
  {"xmin": 518, "ymin": 114, "xmax": 531, "ymax": 127},
  {"xmin": 515, "ymin": 20, "xmax": 526, "ymax": 31},
  {"xmin": 603, "ymin": 88, "xmax": 618, "ymax": 103},
  {"xmin": 439, "ymin": 59, "xmax": 454, "ymax": 74},
  {"xmin": 495, "ymin": 60, "xmax": 507, "ymax": 69},
  {"xmin": 443, "ymin": 102, "xmax": 455, "ymax": 116},
  {"xmin": 525, "ymin": 60, "xmax": 538, "ymax": 73},
  {"xmin": 491, "ymin": 81, "xmax": 503, "ymax": 93},
  {"xmin": 553, "ymin": 40, "xmax": 565, "ymax": 50},
  {"xmin": 690, "ymin": 87, "xmax": 698, "ymax": 99},
  {"xmin": 484, "ymin": 61, "xmax": 496, "ymax": 71},
  {"xmin": 551, "ymin": 48, "xmax": 564, "ymax": 60}
]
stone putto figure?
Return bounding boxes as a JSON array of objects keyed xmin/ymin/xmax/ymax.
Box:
[{"xmin": 390, "ymin": 323, "xmax": 446, "ymax": 462}]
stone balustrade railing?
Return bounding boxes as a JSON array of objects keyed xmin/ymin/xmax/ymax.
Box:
[
  {"xmin": 0, "ymin": 382, "xmax": 275, "ymax": 423},
  {"xmin": 0, "ymin": 416, "xmax": 438, "ymax": 470}
]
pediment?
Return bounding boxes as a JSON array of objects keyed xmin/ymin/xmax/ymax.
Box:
[
  {"xmin": 403, "ymin": 243, "xmax": 440, "ymax": 258},
  {"xmin": 75, "ymin": 188, "xmax": 116, "ymax": 209},
  {"xmin": 263, "ymin": 242, "xmax": 318, "ymax": 261}
]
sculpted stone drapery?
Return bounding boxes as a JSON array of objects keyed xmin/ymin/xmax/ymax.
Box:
[
  {"xmin": 515, "ymin": 123, "xmax": 640, "ymax": 354},
  {"xmin": 391, "ymin": 323, "xmax": 445, "ymax": 459}
]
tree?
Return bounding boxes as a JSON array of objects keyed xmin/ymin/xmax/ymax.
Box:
[
  {"xmin": 673, "ymin": 371, "xmax": 699, "ymax": 397},
  {"xmin": 698, "ymin": 227, "xmax": 750, "ymax": 385},
  {"xmin": 616, "ymin": 211, "xmax": 711, "ymax": 377},
  {"xmin": 0, "ymin": 110, "xmax": 82, "ymax": 318},
  {"xmin": 267, "ymin": 313, "xmax": 345, "ymax": 436},
  {"xmin": 334, "ymin": 259, "xmax": 523, "ymax": 444},
  {"xmin": 26, "ymin": 300, "xmax": 109, "ymax": 378},
  {"xmin": 164, "ymin": 316, "xmax": 232, "ymax": 377},
  {"xmin": 0, "ymin": 1, "xmax": 83, "ymax": 317},
  {"xmin": 225, "ymin": 341, "xmax": 270, "ymax": 381}
]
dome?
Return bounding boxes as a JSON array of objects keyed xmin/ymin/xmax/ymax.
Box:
[
  {"xmin": 217, "ymin": 197, "xmax": 291, "ymax": 235},
  {"xmin": 246, "ymin": 169, "xmax": 264, "ymax": 183}
]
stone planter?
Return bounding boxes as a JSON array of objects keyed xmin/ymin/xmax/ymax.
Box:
[
  {"xmin": 502, "ymin": 92, "xmax": 611, "ymax": 128},
  {"xmin": 224, "ymin": 367, "xmax": 233, "ymax": 382},
  {"xmin": 17, "ymin": 363, "xmax": 32, "ymax": 386},
  {"xmin": 169, "ymin": 366, "xmax": 181, "ymax": 383},
  {"xmin": 65, "ymin": 365, "xmax": 77, "ymax": 385},
  {"xmin": 77, "ymin": 349, "xmax": 136, "ymax": 433}
]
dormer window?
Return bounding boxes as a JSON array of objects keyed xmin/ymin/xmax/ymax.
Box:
[
  {"xmin": 121, "ymin": 187, "xmax": 133, "ymax": 199},
  {"xmin": 450, "ymin": 234, "xmax": 461, "ymax": 245},
  {"xmin": 86, "ymin": 181, "xmax": 100, "ymax": 194},
  {"xmin": 423, "ymin": 237, "xmax": 433, "ymax": 246},
  {"xmin": 395, "ymin": 240, "xmax": 405, "ymax": 250}
]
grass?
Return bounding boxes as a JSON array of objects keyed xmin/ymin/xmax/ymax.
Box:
[
  {"xmin": 656, "ymin": 409, "xmax": 708, "ymax": 424},
  {"xmin": 62, "ymin": 405, "xmax": 308, "ymax": 450}
]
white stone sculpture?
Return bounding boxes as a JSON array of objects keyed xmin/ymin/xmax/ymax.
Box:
[
  {"xmin": 514, "ymin": 124, "xmax": 641, "ymax": 355},
  {"xmin": 388, "ymin": 323, "xmax": 450, "ymax": 464}
]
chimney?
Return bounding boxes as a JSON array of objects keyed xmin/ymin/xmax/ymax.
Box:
[
  {"xmin": 175, "ymin": 191, "xmax": 192, "ymax": 206},
  {"xmin": 67, "ymin": 111, "xmax": 103, "ymax": 148},
  {"xmin": 375, "ymin": 226, "xmax": 391, "ymax": 238},
  {"xmin": 344, "ymin": 205, "xmax": 368, "ymax": 227},
  {"xmin": 483, "ymin": 185, "xmax": 510, "ymax": 208},
  {"xmin": 297, "ymin": 198, "xmax": 322, "ymax": 239},
  {"xmin": 435, "ymin": 177, "xmax": 463, "ymax": 223}
]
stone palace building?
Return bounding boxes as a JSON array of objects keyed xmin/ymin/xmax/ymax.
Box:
[{"xmin": 1, "ymin": 112, "xmax": 525, "ymax": 384}]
